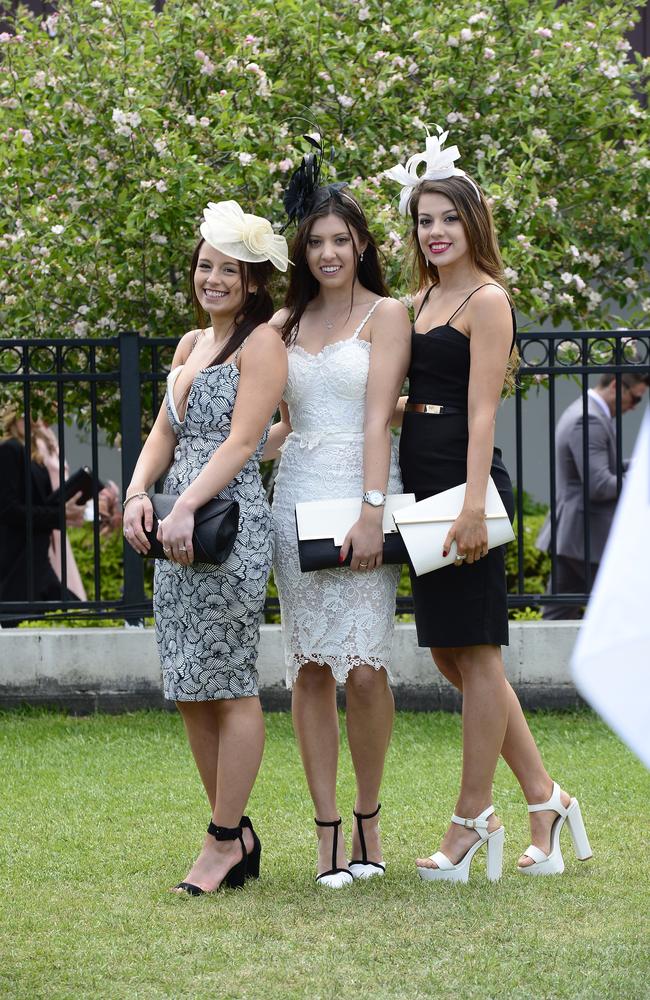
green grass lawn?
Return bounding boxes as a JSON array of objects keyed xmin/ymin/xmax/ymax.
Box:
[{"xmin": 0, "ymin": 709, "xmax": 648, "ymax": 1000}]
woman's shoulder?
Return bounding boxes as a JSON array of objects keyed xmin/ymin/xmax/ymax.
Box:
[
  {"xmin": 173, "ymin": 328, "xmax": 204, "ymax": 366},
  {"xmin": 375, "ymin": 295, "xmax": 408, "ymax": 316},
  {"xmin": 241, "ymin": 322, "xmax": 287, "ymax": 361},
  {"xmin": 0, "ymin": 436, "xmax": 22, "ymax": 455},
  {"xmin": 469, "ymin": 281, "xmax": 512, "ymax": 310}
]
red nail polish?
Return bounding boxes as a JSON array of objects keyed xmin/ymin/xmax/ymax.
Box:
[
  {"xmin": 442, "ymin": 550, "xmax": 448, "ymax": 558},
  {"xmin": 338, "ymin": 552, "xmax": 344, "ymax": 564}
]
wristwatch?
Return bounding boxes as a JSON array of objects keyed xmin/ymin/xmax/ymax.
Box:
[{"xmin": 362, "ymin": 490, "xmax": 386, "ymax": 508}]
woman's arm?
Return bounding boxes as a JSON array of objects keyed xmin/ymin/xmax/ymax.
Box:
[
  {"xmin": 391, "ymin": 395, "xmax": 408, "ymax": 428},
  {"xmin": 262, "ymin": 400, "xmax": 292, "ymax": 461},
  {"xmin": 123, "ymin": 332, "xmax": 194, "ymax": 554},
  {"xmin": 159, "ymin": 325, "xmax": 288, "ymax": 564},
  {"xmin": 443, "ymin": 285, "xmax": 513, "ymax": 564},
  {"xmin": 339, "ymin": 298, "xmax": 411, "ymax": 571}
]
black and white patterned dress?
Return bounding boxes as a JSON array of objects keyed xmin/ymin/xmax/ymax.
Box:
[{"xmin": 153, "ymin": 357, "xmax": 272, "ymax": 701}]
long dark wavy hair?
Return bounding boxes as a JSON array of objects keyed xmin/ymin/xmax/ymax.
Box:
[
  {"xmin": 189, "ymin": 238, "xmax": 275, "ymax": 367},
  {"xmin": 281, "ymin": 187, "xmax": 389, "ymax": 346},
  {"xmin": 409, "ymin": 176, "xmax": 519, "ymax": 394}
]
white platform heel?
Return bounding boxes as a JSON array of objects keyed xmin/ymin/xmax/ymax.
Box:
[
  {"xmin": 518, "ymin": 781, "xmax": 592, "ymax": 876},
  {"xmin": 417, "ymin": 805, "xmax": 504, "ymax": 884}
]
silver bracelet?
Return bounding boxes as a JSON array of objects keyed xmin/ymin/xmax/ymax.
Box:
[{"xmin": 122, "ymin": 491, "xmax": 148, "ymax": 510}]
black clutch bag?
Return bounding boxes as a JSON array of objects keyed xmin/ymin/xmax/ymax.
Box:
[
  {"xmin": 294, "ymin": 494, "xmax": 415, "ymax": 572},
  {"xmin": 143, "ymin": 493, "xmax": 240, "ymax": 565},
  {"xmin": 47, "ymin": 466, "xmax": 104, "ymax": 506}
]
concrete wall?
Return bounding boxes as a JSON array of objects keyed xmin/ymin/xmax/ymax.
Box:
[{"xmin": 0, "ymin": 622, "xmax": 582, "ymax": 714}]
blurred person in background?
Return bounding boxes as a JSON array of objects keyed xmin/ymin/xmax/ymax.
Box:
[
  {"xmin": 32, "ymin": 420, "xmax": 87, "ymax": 601},
  {"xmin": 537, "ymin": 372, "xmax": 648, "ymax": 619},
  {"xmin": 0, "ymin": 405, "xmax": 85, "ymax": 620}
]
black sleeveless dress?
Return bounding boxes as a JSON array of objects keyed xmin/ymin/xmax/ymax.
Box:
[{"xmin": 399, "ymin": 284, "xmax": 516, "ymax": 648}]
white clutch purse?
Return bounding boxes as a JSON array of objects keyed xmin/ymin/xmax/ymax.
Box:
[
  {"xmin": 392, "ymin": 477, "xmax": 514, "ymax": 576},
  {"xmin": 295, "ymin": 494, "xmax": 416, "ymax": 571}
]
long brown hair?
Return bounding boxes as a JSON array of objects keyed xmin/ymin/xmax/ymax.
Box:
[
  {"xmin": 409, "ymin": 176, "xmax": 519, "ymax": 394},
  {"xmin": 281, "ymin": 187, "xmax": 389, "ymax": 346},
  {"xmin": 189, "ymin": 239, "xmax": 275, "ymax": 367}
]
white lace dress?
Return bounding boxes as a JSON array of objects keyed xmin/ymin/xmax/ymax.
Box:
[{"xmin": 272, "ymin": 300, "xmax": 403, "ymax": 688}]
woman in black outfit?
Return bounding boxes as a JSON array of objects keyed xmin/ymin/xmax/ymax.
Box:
[
  {"xmin": 387, "ymin": 132, "xmax": 592, "ymax": 881},
  {"xmin": 0, "ymin": 408, "xmax": 84, "ymax": 619}
]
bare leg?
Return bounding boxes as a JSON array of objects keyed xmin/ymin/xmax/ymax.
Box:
[
  {"xmin": 345, "ymin": 665, "xmax": 393, "ymax": 863},
  {"xmin": 173, "ymin": 696, "xmax": 264, "ymax": 892},
  {"xmin": 292, "ymin": 662, "xmax": 348, "ymax": 874},
  {"xmin": 178, "ymin": 700, "xmax": 220, "ymax": 811},
  {"xmin": 418, "ymin": 644, "xmax": 507, "ymax": 869},
  {"xmin": 431, "ymin": 650, "xmax": 572, "ymax": 865}
]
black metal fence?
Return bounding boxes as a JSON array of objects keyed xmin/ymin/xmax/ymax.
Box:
[{"xmin": 1, "ymin": 330, "xmax": 648, "ymax": 625}]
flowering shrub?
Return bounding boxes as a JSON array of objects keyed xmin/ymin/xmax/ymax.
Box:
[{"xmin": 1, "ymin": 0, "xmax": 648, "ymax": 358}]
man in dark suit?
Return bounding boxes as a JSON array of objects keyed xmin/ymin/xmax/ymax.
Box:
[{"xmin": 537, "ymin": 372, "xmax": 648, "ymax": 619}]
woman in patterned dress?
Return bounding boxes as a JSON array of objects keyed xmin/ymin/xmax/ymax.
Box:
[
  {"xmin": 123, "ymin": 202, "xmax": 288, "ymax": 894},
  {"xmin": 265, "ymin": 184, "xmax": 410, "ymax": 887}
]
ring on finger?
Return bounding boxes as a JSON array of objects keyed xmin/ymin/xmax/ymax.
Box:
[
  {"xmin": 359, "ymin": 561, "xmax": 369, "ymax": 568},
  {"xmin": 163, "ymin": 546, "xmax": 170, "ymax": 554},
  {"xmin": 179, "ymin": 545, "xmax": 187, "ymax": 552}
]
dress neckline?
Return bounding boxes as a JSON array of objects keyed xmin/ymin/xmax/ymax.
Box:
[
  {"xmin": 412, "ymin": 323, "xmax": 470, "ymax": 341},
  {"xmin": 167, "ymin": 360, "xmax": 238, "ymax": 426},
  {"xmin": 291, "ymin": 298, "xmax": 384, "ymax": 359}
]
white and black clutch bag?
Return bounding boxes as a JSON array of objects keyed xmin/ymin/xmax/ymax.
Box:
[
  {"xmin": 392, "ymin": 477, "xmax": 514, "ymax": 577},
  {"xmin": 295, "ymin": 494, "xmax": 416, "ymax": 572}
]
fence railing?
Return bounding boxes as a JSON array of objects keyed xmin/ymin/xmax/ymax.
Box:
[{"xmin": 1, "ymin": 329, "xmax": 648, "ymax": 624}]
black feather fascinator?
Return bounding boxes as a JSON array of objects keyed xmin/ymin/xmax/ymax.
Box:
[{"xmin": 282, "ymin": 129, "xmax": 347, "ymax": 227}]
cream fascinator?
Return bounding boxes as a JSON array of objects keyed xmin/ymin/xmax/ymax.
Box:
[
  {"xmin": 384, "ymin": 125, "xmax": 481, "ymax": 216},
  {"xmin": 200, "ymin": 200, "xmax": 289, "ymax": 272}
]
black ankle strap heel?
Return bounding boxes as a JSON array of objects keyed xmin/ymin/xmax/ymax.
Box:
[
  {"xmin": 314, "ymin": 817, "xmax": 353, "ymax": 888},
  {"xmin": 207, "ymin": 822, "xmax": 248, "ymax": 889},
  {"xmin": 240, "ymin": 815, "xmax": 262, "ymax": 880},
  {"xmin": 349, "ymin": 803, "xmax": 386, "ymax": 879},
  {"xmin": 173, "ymin": 822, "xmax": 247, "ymax": 897}
]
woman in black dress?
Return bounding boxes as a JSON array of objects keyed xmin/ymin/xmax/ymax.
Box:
[{"xmin": 386, "ymin": 131, "xmax": 592, "ymax": 881}]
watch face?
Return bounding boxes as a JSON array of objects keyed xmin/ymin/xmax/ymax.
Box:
[{"xmin": 365, "ymin": 490, "xmax": 385, "ymax": 506}]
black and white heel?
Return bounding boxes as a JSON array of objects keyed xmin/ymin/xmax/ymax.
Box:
[
  {"xmin": 518, "ymin": 782, "xmax": 592, "ymax": 875},
  {"xmin": 314, "ymin": 817, "xmax": 354, "ymax": 889},
  {"xmin": 349, "ymin": 804, "xmax": 386, "ymax": 880}
]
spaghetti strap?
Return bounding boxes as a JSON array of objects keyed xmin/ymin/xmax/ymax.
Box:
[
  {"xmin": 447, "ymin": 283, "xmax": 516, "ymax": 353},
  {"xmin": 447, "ymin": 282, "xmax": 507, "ymax": 325},
  {"xmin": 352, "ymin": 298, "xmax": 384, "ymax": 339},
  {"xmin": 233, "ymin": 336, "xmax": 248, "ymax": 365},
  {"xmin": 414, "ymin": 285, "xmax": 435, "ymax": 322}
]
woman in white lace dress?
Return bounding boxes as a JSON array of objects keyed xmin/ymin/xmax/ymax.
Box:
[{"xmin": 266, "ymin": 185, "xmax": 410, "ymax": 887}]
